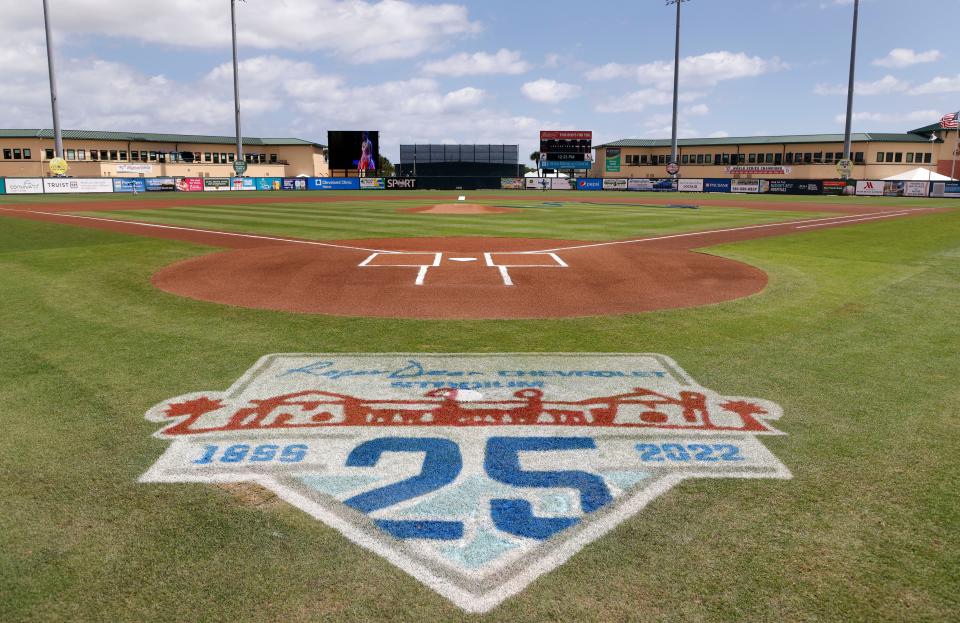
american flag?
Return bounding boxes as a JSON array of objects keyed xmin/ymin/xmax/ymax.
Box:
[{"xmin": 941, "ymin": 111, "xmax": 959, "ymax": 129}]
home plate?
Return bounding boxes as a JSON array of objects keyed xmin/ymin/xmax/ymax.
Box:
[{"xmin": 450, "ymin": 257, "xmax": 478, "ymax": 262}]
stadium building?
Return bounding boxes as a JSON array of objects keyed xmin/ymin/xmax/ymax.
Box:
[
  {"xmin": 592, "ymin": 122, "xmax": 959, "ymax": 180},
  {"xmin": 0, "ymin": 129, "xmax": 329, "ymax": 178}
]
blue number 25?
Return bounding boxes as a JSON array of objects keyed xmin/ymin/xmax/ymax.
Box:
[{"xmin": 485, "ymin": 437, "xmax": 612, "ymax": 540}]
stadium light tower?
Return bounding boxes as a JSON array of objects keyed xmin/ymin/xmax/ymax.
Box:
[
  {"xmin": 41, "ymin": 0, "xmax": 63, "ymax": 159},
  {"xmin": 842, "ymin": 0, "xmax": 860, "ymax": 162},
  {"xmin": 231, "ymin": 0, "xmax": 244, "ymax": 166},
  {"xmin": 666, "ymin": 0, "xmax": 689, "ymax": 174}
]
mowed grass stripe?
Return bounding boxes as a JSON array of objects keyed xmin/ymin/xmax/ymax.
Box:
[{"xmin": 70, "ymin": 200, "xmax": 832, "ymax": 242}]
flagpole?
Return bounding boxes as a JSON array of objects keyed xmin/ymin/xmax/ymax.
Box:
[{"xmin": 952, "ymin": 122, "xmax": 959, "ymax": 181}]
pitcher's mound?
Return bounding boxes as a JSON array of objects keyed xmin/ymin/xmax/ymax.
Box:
[{"xmin": 403, "ymin": 204, "xmax": 517, "ymax": 215}]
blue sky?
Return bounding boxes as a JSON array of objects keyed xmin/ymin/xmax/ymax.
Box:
[{"xmin": 2, "ymin": 0, "xmax": 959, "ymax": 162}]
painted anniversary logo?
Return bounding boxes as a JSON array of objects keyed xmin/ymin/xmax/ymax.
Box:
[{"xmin": 141, "ymin": 353, "xmax": 791, "ymax": 613}]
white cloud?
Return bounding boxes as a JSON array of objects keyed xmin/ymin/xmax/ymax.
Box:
[
  {"xmin": 910, "ymin": 74, "xmax": 960, "ymax": 95},
  {"xmin": 587, "ymin": 51, "xmax": 786, "ymax": 87},
  {"xmin": 685, "ymin": 104, "xmax": 710, "ymax": 116},
  {"xmin": 873, "ymin": 48, "xmax": 942, "ymax": 68},
  {"xmin": 3, "ymin": 0, "xmax": 480, "ymax": 63},
  {"xmin": 833, "ymin": 110, "xmax": 939, "ymax": 125},
  {"xmin": 814, "ymin": 75, "xmax": 909, "ymax": 96},
  {"xmin": 422, "ymin": 49, "xmax": 531, "ymax": 76},
  {"xmin": 520, "ymin": 79, "xmax": 581, "ymax": 103},
  {"xmin": 595, "ymin": 89, "xmax": 702, "ymax": 114}
]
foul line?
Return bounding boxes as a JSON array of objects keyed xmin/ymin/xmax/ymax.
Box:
[
  {"xmin": 0, "ymin": 207, "xmax": 396, "ymax": 254},
  {"xmin": 793, "ymin": 211, "xmax": 911, "ymax": 229},
  {"xmin": 522, "ymin": 209, "xmax": 932, "ymax": 254},
  {"xmin": 0, "ymin": 205, "xmax": 935, "ymax": 258}
]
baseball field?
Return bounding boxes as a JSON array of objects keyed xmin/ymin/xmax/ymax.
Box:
[{"xmin": 1, "ymin": 190, "xmax": 957, "ymax": 621}]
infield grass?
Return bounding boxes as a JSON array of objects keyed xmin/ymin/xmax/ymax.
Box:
[{"xmin": 0, "ymin": 193, "xmax": 957, "ymax": 622}]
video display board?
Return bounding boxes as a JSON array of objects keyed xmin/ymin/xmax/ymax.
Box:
[{"xmin": 328, "ymin": 131, "xmax": 380, "ymax": 172}]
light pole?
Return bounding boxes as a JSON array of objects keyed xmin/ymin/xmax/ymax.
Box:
[
  {"xmin": 842, "ymin": 0, "xmax": 860, "ymax": 162},
  {"xmin": 42, "ymin": 0, "xmax": 63, "ymax": 160},
  {"xmin": 666, "ymin": 0, "xmax": 688, "ymax": 175},
  {"xmin": 231, "ymin": 0, "xmax": 244, "ymax": 167}
]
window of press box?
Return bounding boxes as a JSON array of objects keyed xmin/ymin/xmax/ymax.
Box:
[
  {"xmin": 149, "ymin": 152, "xmax": 157, "ymax": 162},
  {"xmin": 894, "ymin": 152, "xmax": 902, "ymax": 163},
  {"xmin": 855, "ymin": 152, "xmax": 864, "ymax": 163},
  {"xmin": 877, "ymin": 152, "xmax": 884, "ymax": 162},
  {"xmin": 120, "ymin": 151, "xmax": 127, "ymax": 161},
  {"xmin": 66, "ymin": 149, "xmax": 75, "ymax": 160},
  {"xmin": 739, "ymin": 154, "xmax": 746, "ymax": 163},
  {"xmin": 205, "ymin": 152, "xmax": 212, "ymax": 162},
  {"xmin": 924, "ymin": 153, "xmax": 932, "ymax": 163},
  {"xmin": 886, "ymin": 152, "xmax": 893, "ymax": 162},
  {"xmin": 2, "ymin": 148, "xmax": 10, "ymax": 159},
  {"xmin": 774, "ymin": 153, "xmax": 782, "ymax": 165},
  {"xmin": 45, "ymin": 148, "xmax": 54, "ymax": 159},
  {"xmin": 681, "ymin": 155, "xmax": 689, "ymax": 164},
  {"xmin": 804, "ymin": 153, "xmax": 812, "ymax": 163},
  {"xmin": 90, "ymin": 151, "xmax": 99, "ymax": 160},
  {"xmin": 24, "ymin": 148, "xmax": 32, "ymax": 159},
  {"xmin": 131, "ymin": 151, "xmax": 139, "ymax": 161},
  {"xmin": 100, "ymin": 150, "xmax": 108, "ymax": 160},
  {"xmin": 77, "ymin": 149, "xmax": 84, "ymax": 160},
  {"xmin": 270, "ymin": 154, "xmax": 278, "ymax": 164}
]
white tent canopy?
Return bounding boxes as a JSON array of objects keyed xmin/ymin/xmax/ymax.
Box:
[
  {"xmin": 881, "ymin": 167, "xmax": 955, "ymax": 181},
  {"xmin": 523, "ymin": 171, "xmax": 569, "ymax": 178}
]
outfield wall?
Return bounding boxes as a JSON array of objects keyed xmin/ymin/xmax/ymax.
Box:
[{"xmin": 1, "ymin": 176, "xmax": 958, "ymax": 198}]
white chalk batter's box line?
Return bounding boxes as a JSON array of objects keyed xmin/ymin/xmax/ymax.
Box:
[{"xmin": 358, "ymin": 251, "xmax": 568, "ymax": 286}]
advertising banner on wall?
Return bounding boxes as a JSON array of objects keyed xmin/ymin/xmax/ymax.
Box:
[
  {"xmin": 704, "ymin": 179, "xmax": 732, "ymax": 193},
  {"xmin": 116, "ymin": 163, "xmax": 153, "ymax": 174},
  {"xmin": 308, "ymin": 178, "xmax": 361, "ymax": 190},
  {"xmin": 931, "ymin": 181, "xmax": 960, "ymax": 198},
  {"xmin": 146, "ymin": 177, "xmax": 176, "ymax": 192},
  {"xmin": 903, "ymin": 181, "xmax": 930, "ymax": 197},
  {"xmin": 525, "ymin": 177, "xmax": 549, "ymax": 190},
  {"xmin": 359, "ymin": 178, "xmax": 385, "ymax": 190},
  {"xmin": 282, "ymin": 178, "xmax": 307, "ymax": 190},
  {"xmin": 576, "ymin": 178, "xmax": 602, "ymax": 191},
  {"xmin": 627, "ymin": 178, "xmax": 653, "ymax": 191},
  {"xmin": 731, "ymin": 180, "xmax": 761, "ymax": 193},
  {"xmin": 677, "ymin": 179, "xmax": 704, "ymax": 192},
  {"xmin": 176, "ymin": 177, "xmax": 204, "ymax": 192},
  {"xmin": 604, "ymin": 148, "xmax": 621, "ymax": 173},
  {"xmin": 882, "ymin": 181, "xmax": 905, "ymax": 197},
  {"xmin": 767, "ymin": 180, "xmax": 822, "ymax": 195},
  {"xmin": 500, "ymin": 178, "xmax": 524, "ymax": 189},
  {"xmin": 0, "ymin": 178, "xmax": 4, "ymax": 194},
  {"xmin": 550, "ymin": 177, "xmax": 574, "ymax": 190},
  {"xmin": 113, "ymin": 178, "xmax": 147, "ymax": 193},
  {"xmin": 726, "ymin": 166, "xmax": 792, "ymax": 176},
  {"xmin": 256, "ymin": 178, "xmax": 282, "ymax": 191},
  {"xmin": 603, "ymin": 178, "xmax": 628, "ymax": 190},
  {"xmin": 43, "ymin": 178, "xmax": 114, "ymax": 194},
  {"xmin": 386, "ymin": 177, "xmax": 417, "ymax": 190},
  {"xmin": 821, "ymin": 180, "xmax": 852, "ymax": 195},
  {"xmin": 855, "ymin": 180, "xmax": 884, "ymax": 196},
  {"xmin": 203, "ymin": 177, "xmax": 232, "ymax": 191},
  {"xmin": 5, "ymin": 178, "xmax": 44, "ymax": 194},
  {"xmin": 231, "ymin": 178, "xmax": 257, "ymax": 191}
]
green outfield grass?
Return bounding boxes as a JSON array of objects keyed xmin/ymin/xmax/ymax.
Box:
[
  {"xmin": 67, "ymin": 201, "xmax": 832, "ymax": 242},
  {"xmin": 0, "ymin": 194, "xmax": 957, "ymax": 622}
]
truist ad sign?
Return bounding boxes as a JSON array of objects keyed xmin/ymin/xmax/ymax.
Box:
[{"xmin": 141, "ymin": 353, "xmax": 790, "ymax": 613}]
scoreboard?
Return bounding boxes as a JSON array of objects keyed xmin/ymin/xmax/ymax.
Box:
[{"xmin": 539, "ymin": 131, "xmax": 592, "ymax": 169}]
